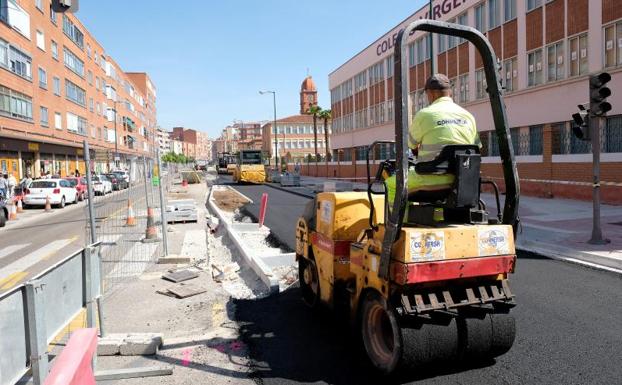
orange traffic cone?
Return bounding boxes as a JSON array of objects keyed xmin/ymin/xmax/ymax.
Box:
[
  {"xmin": 8, "ymin": 203, "xmax": 17, "ymax": 220},
  {"xmin": 182, "ymin": 179, "xmax": 188, "ymax": 187},
  {"xmin": 16, "ymin": 198, "xmax": 23, "ymax": 213},
  {"xmin": 142, "ymin": 206, "xmax": 160, "ymax": 243},
  {"xmin": 126, "ymin": 199, "xmax": 136, "ymax": 226},
  {"xmin": 44, "ymin": 195, "xmax": 52, "ymax": 212}
]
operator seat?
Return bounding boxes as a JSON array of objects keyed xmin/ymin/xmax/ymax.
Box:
[{"xmin": 406, "ymin": 145, "xmax": 485, "ymax": 225}]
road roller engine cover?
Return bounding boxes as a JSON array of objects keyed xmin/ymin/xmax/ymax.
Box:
[{"xmin": 295, "ymin": 20, "xmax": 520, "ymax": 375}]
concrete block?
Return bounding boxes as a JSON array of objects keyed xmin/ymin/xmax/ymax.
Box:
[
  {"xmin": 119, "ymin": 333, "xmax": 163, "ymax": 356},
  {"xmin": 97, "ymin": 336, "xmax": 124, "ymax": 356},
  {"xmin": 157, "ymin": 254, "xmax": 192, "ymax": 264}
]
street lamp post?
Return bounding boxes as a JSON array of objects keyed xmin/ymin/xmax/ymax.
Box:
[
  {"xmin": 113, "ymin": 100, "xmax": 119, "ymax": 169},
  {"xmin": 259, "ymin": 90, "xmax": 278, "ymax": 169}
]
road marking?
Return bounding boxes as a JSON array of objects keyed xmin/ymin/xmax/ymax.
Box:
[
  {"xmin": 0, "ymin": 237, "xmax": 79, "ymax": 282},
  {"xmin": 0, "ymin": 271, "xmax": 28, "ymax": 290},
  {"xmin": 0, "ymin": 243, "xmax": 30, "ymax": 261}
]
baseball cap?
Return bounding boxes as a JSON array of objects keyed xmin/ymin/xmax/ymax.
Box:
[{"xmin": 424, "ymin": 74, "xmax": 451, "ymax": 90}]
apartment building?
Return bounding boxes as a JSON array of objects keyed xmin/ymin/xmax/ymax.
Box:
[
  {"xmin": 0, "ymin": 0, "xmax": 156, "ymax": 178},
  {"xmin": 328, "ymin": 0, "xmax": 622, "ymax": 203},
  {"xmin": 196, "ymin": 130, "xmax": 212, "ymax": 161},
  {"xmin": 170, "ymin": 127, "xmax": 197, "ymax": 159}
]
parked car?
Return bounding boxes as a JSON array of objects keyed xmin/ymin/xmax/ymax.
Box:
[
  {"xmin": 92, "ymin": 175, "xmax": 113, "ymax": 195},
  {"xmin": 63, "ymin": 177, "xmax": 88, "ymax": 201},
  {"xmin": 22, "ymin": 179, "xmax": 78, "ymax": 208},
  {"xmin": 112, "ymin": 170, "xmax": 130, "ymax": 184},
  {"xmin": 104, "ymin": 173, "xmax": 128, "ymax": 191},
  {"xmin": 0, "ymin": 198, "xmax": 7, "ymax": 227}
]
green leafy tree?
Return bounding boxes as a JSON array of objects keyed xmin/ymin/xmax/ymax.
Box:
[{"xmin": 309, "ymin": 105, "xmax": 321, "ymax": 161}]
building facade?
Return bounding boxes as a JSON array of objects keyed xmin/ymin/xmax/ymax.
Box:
[
  {"xmin": 196, "ymin": 130, "xmax": 212, "ymax": 161},
  {"xmin": 0, "ymin": 0, "xmax": 157, "ymax": 178},
  {"xmin": 328, "ymin": 0, "xmax": 622, "ymax": 203},
  {"xmin": 156, "ymin": 126, "xmax": 170, "ymax": 154},
  {"xmin": 263, "ymin": 76, "xmax": 332, "ymax": 164},
  {"xmin": 170, "ymin": 126, "xmax": 197, "ymax": 159}
]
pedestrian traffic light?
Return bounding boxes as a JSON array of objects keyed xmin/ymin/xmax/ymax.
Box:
[
  {"xmin": 572, "ymin": 105, "xmax": 590, "ymax": 141},
  {"xmin": 51, "ymin": 0, "xmax": 79, "ymax": 13},
  {"xmin": 589, "ymin": 72, "xmax": 612, "ymax": 117}
]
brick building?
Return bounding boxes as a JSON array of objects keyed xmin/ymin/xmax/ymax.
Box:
[
  {"xmin": 263, "ymin": 76, "xmax": 332, "ymax": 164},
  {"xmin": 0, "ymin": 0, "xmax": 157, "ymax": 178},
  {"xmin": 196, "ymin": 130, "xmax": 212, "ymax": 161},
  {"xmin": 170, "ymin": 127, "xmax": 197, "ymax": 159},
  {"xmin": 325, "ymin": 0, "xmax": 622, "ymax": 203}
]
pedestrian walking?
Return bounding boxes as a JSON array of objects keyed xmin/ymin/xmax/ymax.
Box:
[
  {"xmin": 0, "ymin": 174, "xmax": 7, "ymax": 200},
  {"xmin": 75, "ymin": 169, "xmax": 80, "ymax": 177},
  {"xmin": 7, "ymin": 173, "xmax": 16, "ymax": 199}
]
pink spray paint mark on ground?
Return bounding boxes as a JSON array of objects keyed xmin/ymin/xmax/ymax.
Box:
[{"xmin": 181, "ymin": 348, "xmax": 193, "ymax": 366}]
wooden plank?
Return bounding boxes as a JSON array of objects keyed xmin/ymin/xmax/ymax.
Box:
[
  {"xmin": 162, "ymin": 269, "xmax": 199, "ymax": 283},
  {"xmin": 168, "ymin": 284, "xmax": 207, "ymax": 299}
]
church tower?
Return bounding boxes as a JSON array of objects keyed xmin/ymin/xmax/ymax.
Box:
[{"xmin": 300, "ymin": 75, "xmax": 318, "ymax": 114}]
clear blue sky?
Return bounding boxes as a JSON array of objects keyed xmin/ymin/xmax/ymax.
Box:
[{"xmin": 79, "ymin": 1, "xmax": 428, "ymax": 137}]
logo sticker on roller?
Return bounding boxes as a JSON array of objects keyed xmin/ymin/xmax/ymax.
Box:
[
  {"xmin": 321, "ymin": 201, "xmax": 332, "ymax": 223},
  {"xmin": 410, "ymin": 231, "xmax": 445, "ymax": 262},
  {"xmin": 478, "ymin": 227, "xmax": 510, "ymax": 256}
]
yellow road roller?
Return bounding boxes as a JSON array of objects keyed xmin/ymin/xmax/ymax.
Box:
[
  {"xmin": 295, "ymin": 20, "xmax": 520, "ymax": 374},
  {"xmin": 233, "ymin": 150, "xmax": 266, "ymax": 184}
]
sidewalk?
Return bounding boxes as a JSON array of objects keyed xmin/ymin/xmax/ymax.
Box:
[
  {"xmin": 274, "ymin": 175, "xmax": 622, "ymax": 273},
  {"xmin": 95, "ymin": 179, "xmax": 255, "ymax": 384}
]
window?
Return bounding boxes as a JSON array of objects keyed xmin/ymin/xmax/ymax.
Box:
[
  {"xmin": 0, "ymin": 85, "xmax": 33, "ymax": 121},
  {"xmin": 86, "ymin": 44, "xmax": 91, "ymax": 58},
  {"xmin": 36, "ymin": 30, "xmax": 45, "ymax": 50},
  {"xmin": 503, "ymin": 57, "xmax": 518, "ymax": 92},
  {"xmin": 408, "ymin": 43, "xmax": 416, "ymax": 67},
  {"xmin": 65, "ymin": 79, "xmax": 86, "ymax": 106},
  {"xmin": 66, "ymin": 112, "xmax": 87, "ymax": 134},
  {"xmin": 528, "ymin": 49, "xmax": 543, "ymax": 86},
  {"xmin": 529, "ymin": 125, "xmax": 543, "ymax": 155},
  {"xmin": 604, "ymin": 21, "xmax": 622, "ymax": 68},
  {"xmin": 89, "ymin": 98, "xmax": 94, "ymax": 112},
  {"xmin": 87, "ymin": 70, "xmax": 92, "ymax": 85},
  {"xmin": 438, "ymin": 33, "xmax": 446, "ymax": 53},
  {"xmin": 488, "ymin": 0, "xmax": 500, "ymax": 29},
  {"xmin": 547, "ymin": 41, "xmax": 564, "ymax": 82},
  {"xmin": 457, "ymin": 13, "xmax": 468, "ymax": 43},
  {"xmin": 40, "ymin": 106, "xmax": 48, "ymax": 126},
  {"xmin": 54, "ymin": 112, "xmax": 62, "ymax": 129},
  {"xmin": 35, "ymin": 0, "xmax": 42, "ymax": 10},
  {"xmin": 527, "ymin": 0, "xmax": 542, "ymax": 11},
  {"xmin": 354, "ymin": 71, "xmax": 367, "ymax": 92},
  {"xmin": 386, "ymin": 55, "xmax": 394, "ymax": 78},
  {"xmin": 53, "ymin": 76, "xmax": 60, "ymax": 95},
  {"xmin": 38, "ymin": 67, "xmax": 47, "ymax": 89},
  {"xmin": 447, "ymin": 18, "xmax": 457, "ymax": 49},
  {"xmin": 569, "ymin": 34, "xmax": 588, "ymax": 76},
  {"xmin": 49, "ymin": 3, "xmax": 57, "ymax": 24},
  {"xmin": 504, "ymin": 0, "xmax": 517, "ymax": 21},
  {"xmin": 51, "ymin": 40, "xmax": 58, "ymax": 60},
  {"xmin": 475, "ymin": 4, "xmax": 486, "ymax": 32},
  {"xmin": 459, "ymin": 74, "xmax": 469, "ymax": 103},
  {"xmin": 63, "ymin": 47, "xmax": 84, "ymax": 76},
  {"xmin": 62, "ymin": 14, "xmax": 84, "ymax": 49},
  {"xmin": 604, "ymin": 116, "xmax": 622, "ymax": 153},
  {"xmin": 95, "ymin": 77, "xmax": 99, "ymax": 90},
  {"xmin": 475, "ymin": 69, "xmax": 487, "ymax": 99},
  {"xmin": 0, "ymin": 42, "xmax": 33, "ymax": 80}
]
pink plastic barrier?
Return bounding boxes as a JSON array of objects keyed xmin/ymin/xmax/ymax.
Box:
[{"xmin": 44, "ymin": 328, "xmax": 97, "ymax": 385}]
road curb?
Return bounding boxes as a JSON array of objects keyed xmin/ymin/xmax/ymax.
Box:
[
  {"xmin": 207, "ymin": 185, "xmax": 291, "ymax": 295},
  {"xmin": 517, "ymin": 240, "xmax": 622, "ymax": 275},
  {"xmin": 263, "ymin": 182, "xmax": 314, "ymax": 199}
]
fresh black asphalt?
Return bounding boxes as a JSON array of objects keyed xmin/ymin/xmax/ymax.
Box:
[{"xmin": 223, "ymin": 177, "xmax": 622, "ymax": 385}]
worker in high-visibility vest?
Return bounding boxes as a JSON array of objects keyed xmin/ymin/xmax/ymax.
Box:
[{"xmin": 386, "ymin": 74, "xmax": 481, "ymax": 212}]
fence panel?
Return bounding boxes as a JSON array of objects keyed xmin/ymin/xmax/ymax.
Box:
[{"xmin": 0, "ymin": 289, "xmax": 28, "ymax": 385}]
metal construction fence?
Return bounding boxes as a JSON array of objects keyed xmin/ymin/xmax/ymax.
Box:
[{"xmin": 0, "ymin": 244, "xmax": 101, "ymax": 385}]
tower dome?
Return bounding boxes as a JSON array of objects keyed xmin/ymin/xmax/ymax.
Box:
[{"xmin": 301, "ymin": 76, "xmax": 317, "ymax": 92}]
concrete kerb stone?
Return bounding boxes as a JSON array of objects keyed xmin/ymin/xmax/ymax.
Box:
[
  {"xmin": 98, "ymin": 333, "xmax": 163, "ymax": 356},
  {"xmin": 157, "ymin": 254, "xmax": 193, "ymax": 264},
  {"xmin": 517, "ymin": 239, "xmax": 622, "ymax": 275},
  {"xmin": 208, "ymin": 185, "xmax": 281, "ymax": 295}
]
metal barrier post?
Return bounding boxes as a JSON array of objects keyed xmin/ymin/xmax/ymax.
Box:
[
  {"xmin": 142, "ymin": 156, "xmax": 150, "ymax": 208},
  {"xmin": 25, "ymin": 279, "xmax": 48, "ymax": 385},
  {"xmin": 84, "ymin": 140, "xmax": 105, "ymax": 337},
  {"xmin": 156, "ymin": 148, "xmax": 169, "ymax": 256}
]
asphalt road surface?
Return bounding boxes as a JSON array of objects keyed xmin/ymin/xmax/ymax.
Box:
[
  {"xmin": 224, "ymin": 178, "xmax": 622, "ymax": 385},
  {"xmin": 0, "ymin": 188, "xmax": 133, "ymax": 294}
]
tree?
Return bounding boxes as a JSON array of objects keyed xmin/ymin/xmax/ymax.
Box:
[
  {"xmin": 308, "ymin": 105, "xmax": 322, "ymax": 176},
  {"xmin": 318, "ymin": 109, "xmax": 332, "ymax": 160}
]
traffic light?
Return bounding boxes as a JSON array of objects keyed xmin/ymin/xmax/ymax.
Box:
[
  {"xmin": 51, "ymin": 0, "xmax": 79, "ymax": 13},
  {"xmin": 572, "ymin": 105, "xmax": 590, "ymax": 141},
  {"xmin": 589, "ymin": 72, "xmax": 612, "ymax": 117}
]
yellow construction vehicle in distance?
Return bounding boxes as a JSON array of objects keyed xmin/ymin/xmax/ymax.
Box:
[
  {"xmin": 295, "ymin": 20, "xmax": 520, "ymax": 374},
  {"xmin": 216, "ymin": 152, "xmax": 236, "ymax": 175},
  {"xmin": 233, "ymin": 150, "xmax": 266, "ymax": 184}
]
